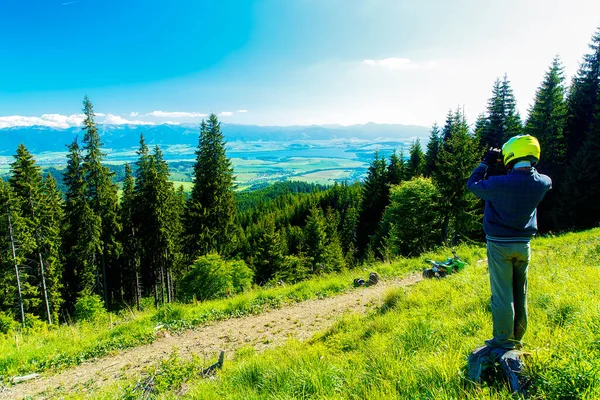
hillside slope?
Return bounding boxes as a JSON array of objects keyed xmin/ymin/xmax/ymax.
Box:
[
  {"xmin": 2, "ymin": 229, "xmax": 598, "ymax": 399},
  {"xmin": 1, "ymin": 275, "xmax": 421, "ymax": 399},
  {"xmin": 99, "ymin": 229, "xmax": 599, "ymax": 399}
]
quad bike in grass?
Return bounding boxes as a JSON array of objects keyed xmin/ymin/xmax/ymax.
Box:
[{"xmin": 422, "ymin": 249, "xmax": 466, "ymax": 279}]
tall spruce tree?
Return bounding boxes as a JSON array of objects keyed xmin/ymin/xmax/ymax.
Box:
[
  {"xmin": 357, "ymin": 152, "xmax": 389, "ymax": 256},
  {"xmin": 119, "ymin": 163, "xmax": 140, "ymax": 307},
  {"xmin": 0, "ymin": 180, "xmax": 30, "ymax": 325},
  {"xmin": 387, "ymin": 149, "xmax": 406, "ymax": 184},
  {"xmin": 479, "ymin": 75, "xmax": 523, "ymax": 148},
  {"xmin": 303, "ymin": 206, "xmax": 327, "ymax": 271},
  {"xmin": 562, "ymin": 28, "xmax": 600, "ymax": 228},
  {"xmin": 168, "ymin": 184, "xmax": 186, "ymax": 298},
  {"xmin": 62, "ymin": 138, "xmax": 102, "ymax": 310},
  {"xmin": 133, "ymin": 135, "xmax": 153, "ymax": 298},
  {"xmin": 473, "ymin": 113, "xmax": 488, "ymax": 151},
  {"xmin": 425, "ymin": 123, "xmax": 441, "ymax": 177},
  {"xmin": 524, "ymin": 57, "xmax": 568, "ymax": 231},
  {"xmin": 185, "ymin": 114, "xmax": 237, "ymax": 259},
  {"xmin": 152, "ymin": 146, "xmax": 180, "ymax": 304},
  {"xmin": 407, "ymin": 139, "xmax": 425, "ymax": 179},
  {"xmin": 81, "ymin": 96, "xmax": 121, "ymax": 307},
  {"xmin": 39, "ymin": 174, "xmax": 64, "ymax": 322},
  {"xmin": 432, "ymin": 109, "xmax": 481, "ymax": 243},
  {"xmin": 134, "ymin": 143, "xmax": 179, "ymax": 304},
  {"xmin": 561, "ymin": 123, "xmax": 600, "ymax": 228},
  {"xmin": 9, "ymin": 144, "xmax": 60, "ymax": 323},
  {"xmin": 253, "ymin": 216, "xmax": 286, "ymax": 284},
  {"xmin": 564, "ymin": 28, "xmax": 600, "ymax": 159}
]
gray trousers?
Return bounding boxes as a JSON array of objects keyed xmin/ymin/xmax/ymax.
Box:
[{"xmin": 485, "ymin": 240, "xmax": 530, "ymax": 349}]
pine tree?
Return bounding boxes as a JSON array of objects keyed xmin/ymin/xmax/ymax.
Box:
[
  {"xmin": 133, "ymin": 143, "xmax": 179, "ymax": 305},
  {"xmin": 561, "ymin": 123, "xmax": 600, "ymax": 228},
  {"xmin": 424, "ymin": 124, "xmax": 441, "ymax": 177},
  {"xmin": 564, "ymin": 28, "xmax": 600, "ymax": 159},
  {"xmin": 407, "ymin": 139, "xmax": 425, "ymax": 179},
  {"xmin": 562, "ymin": 28, "xmax": 600, "ymax": 229},
  {"xmin": 524, "ymin": 57, "xmax": 568, "ymax": 231},
  {"xmin": 479, "ymin": 75, "xmax": 523, "ymax": 148},
  {"xmin": 119, "ymin": 163, "xmax": 140, "ymax": 307},
  {"xmin": 62, "ymin": 138, "xmax": 102, "ymax": 310},
  {"xmin": 81, "ymin": 96, "xmax": 122, "ymax": 307},
  {"xmin": 303, "ymin": 207, "xmax": 327, "ymax": 271},
  {"xmin": 357, "ymin": 152, "xmax": 389, "ymax": 256},
  {"xmin": 253, "ymin": 217, "xmax": 286, "ymax": 284},
  {"xmin": 500, "ymin": 75, "xmax": 523, "ymax": 142},
  {"xmin": 152, "ymin": 146, "xmax": 180, "ymax": 304},
  {"xmin": 473, "ymin": 113, "xmax": 488, "ymax": 152},
  {"xmin": 167, "ymin": 184, "xmax": 186, "ymax": 301},
  {"xmin": 185, "ymin": 114, "xmax": 237, "ymax": 259},
  {"xmin": 0, "ymin": 180, "xmax": 29, "ymax": 325},
  {"xmin": 133, "ymin": 135, "xmax": 153, "ymax": 299},
  {"xmin": 387, "ymin": 149, "xmax": 406, "ymax": 185},
  {"xmin": 441, "ymin": 110, "xmax": 456, "ymax": 142},
  {"xmin": 9, "ymin": 144, "xmax": 58, "ymax": 323},
  {"xmin": 321, "ymin": 207, "xmax": 345, "ymax": 272},
  {"xmin": 340, "ymin": 205, "xmax": 358, "ymax": 260},
  {"xmin": 432, "ymin": 109, "xmax": 481, "ymax": 243}
]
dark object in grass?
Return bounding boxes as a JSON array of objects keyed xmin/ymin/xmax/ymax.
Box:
[
  {"xmin": 353, "ymin": 278, "xmax": 365, "ymax": 287},
  {"xmin": 353, "ymin": 272, "xmax": 379, "ymax": 288},
  {"xmin": 467, "ymin": 345, "xmax": 529, "ymax": 395},
  {"xmin": 202, "ymin": 351, "xmax": 225, "ymax": 377},
  {"xmin": 368, "ymin": 272, "xmax": 379, "ymax": 285}
]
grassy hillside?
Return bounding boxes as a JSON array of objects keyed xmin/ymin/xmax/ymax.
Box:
[
  {"xmin": 87, "ymin": 228, "xmax": 600, "ymax": 399},
  {"xmin": 0, "ymin": 260, "xmax": 420, "ymax": 380}
]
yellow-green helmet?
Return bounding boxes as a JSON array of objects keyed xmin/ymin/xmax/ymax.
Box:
[{"xmin": 502, "ymin": 135, "xmax": 541, "ymax": 166}]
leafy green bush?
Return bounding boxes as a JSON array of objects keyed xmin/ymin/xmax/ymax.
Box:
[
  {"xmin": 74, "ymin": 294, "xmax": 107, "ymax": 322},
  {"xmin": 381, "ymin": 177, "xmax": 442, "ymax": 256},
  {"xmin": 179, "ymin": 253, "xmax": 254, "ymax": 302},
  {"xmin": 0, "ymin": 312, "xmax": 18, "ymax": 334}
]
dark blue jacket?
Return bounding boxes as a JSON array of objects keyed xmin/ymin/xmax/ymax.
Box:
[{"xmin": 466, "ymin": 163, "xmax": 552, "ymax": 242}]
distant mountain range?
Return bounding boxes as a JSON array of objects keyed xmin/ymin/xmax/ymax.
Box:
[{"xmin": 0, "ymin": 123, "xmax": 430, "ymax": 155}]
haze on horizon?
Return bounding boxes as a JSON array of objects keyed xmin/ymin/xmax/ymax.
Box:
[{"xmin": 1, "ymin": 0, "xmax": 599, "ymax": 129}]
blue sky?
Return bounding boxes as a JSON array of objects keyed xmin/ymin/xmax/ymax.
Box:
[{"xmin": 1, "ymin": 0, "xmax": 599, "ymax": 128}]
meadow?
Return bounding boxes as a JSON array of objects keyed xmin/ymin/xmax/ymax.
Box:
[
  {"xmin": 158, "ymin": 229, "xmax": 597, "ymax": 400},
  {"xmin": 2, "ymin": 229, "xmax": 599, "ymax": 399}
]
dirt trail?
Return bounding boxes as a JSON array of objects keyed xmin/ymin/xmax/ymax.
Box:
[{"xmin": 2, "ymin": 274, "xmax": 422, "ymax": 399}]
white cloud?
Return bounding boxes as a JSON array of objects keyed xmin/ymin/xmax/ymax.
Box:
[
  {"xmin": 237, "ymin": 109, "xmax": 248, "ymax": 113},
  {"xmin": 129, "ymin": 112, "xmax": 139, "ymax": 117},
  {"xmin": 148, "ymin": 110, "xmax": 207, "ymax": 118},
  {"xmin": 0, "ymin": 113, "xmax": 85, "ymax": 129},
  {"xmin": 103, "ymin": 114, "xmax": 154, "ymax": 125},
  {"xmin": 0, "ymin": 112, "xmax": 159, "ymax": 129},
  {"xmin": 218, "ymin": 111, "xmax": 233, "ymax": 117},
  {"xmin": 362, "ymin": 57, "xmax": 436, "ymax": 70}
]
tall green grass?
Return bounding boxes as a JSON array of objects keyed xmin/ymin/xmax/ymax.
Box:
[
  {"xmin": 0, "ymin": 258, "xmax": 420, "ymax": 381},
  {"xmin": 92, "ymin": 228, "xmax": 600, "ymax": 399}
]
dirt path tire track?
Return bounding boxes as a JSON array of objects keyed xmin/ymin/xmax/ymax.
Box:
[{"xmin": 2, "ymin": 274, "xmax": 422, "ymax": 399}]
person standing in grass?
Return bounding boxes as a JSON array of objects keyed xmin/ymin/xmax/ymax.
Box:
[{"xmin": 466, "ymin": 135, "xmax": 551, "ymax": 349}]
